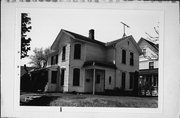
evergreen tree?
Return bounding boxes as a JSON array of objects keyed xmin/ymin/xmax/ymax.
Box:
[{"xmin": 21, "ymin": 13, "xmax": 32, "ymax": 58}]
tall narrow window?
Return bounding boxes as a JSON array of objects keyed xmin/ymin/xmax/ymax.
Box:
[
  {"xmin": 122, "ymin": 49, "xmax": 126, "ymax": 64},
  {"xmin": 62, "ymin": 46, "xmax": 66, "ymax": 61},
  {"xmin": 121, "ymin": 72, "xmax": 126, "ymax": 89},
  {"xmin": 74, "ymin": 44, "xmax": 81, "ymax": 59},
  {"xmin": 149, "ymin": 62, "xmax": 154, "ymax": 69},
  {"xmin": 55, "ymin": 54, "xmax": 58, "ymax": 64},
  {"xmin": 129, "ymin": 72, "xmax": 134, "ymax": 89},
  {"xmin": 51, "ymin": 71, "xmax": 57, "ymax": 84},
  {"xmin": 109, "ymin": 76, "xmax": 111, "ymax": 84},
  {"xmin": 130, "ymin": 52, "xmax": 134, "ymax": 66},
  {"xmin": 61, "ymin": 69, "xmax": 65, "ymax": 86},
  {"xmin": 51, "ymin": 56, "xmax": 54, "ymax": 65},
  {"xmin": 142, "ymin": 48, "xmax": 146, "ymax": 56},
  {"xmin": 73, "ymin": 68, "xmax": 80, "ymax": 86}
]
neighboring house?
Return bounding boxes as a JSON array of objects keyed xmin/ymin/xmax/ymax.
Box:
[
  {"xmin": 31, "ymin": 29, "xmax": 142, "ymax": 94},
  {"xmin": 138, "ymin": 37, "xmax": 159, "ymax": 96}
]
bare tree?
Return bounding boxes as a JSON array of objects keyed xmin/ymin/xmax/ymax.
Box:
[
  {"xmin": 29, "ymin": 47, "xmax": 52, "ymax": 68},
  {"xmin": 145, "ymin": 22, "xmax": 159, "ymax": 43}
]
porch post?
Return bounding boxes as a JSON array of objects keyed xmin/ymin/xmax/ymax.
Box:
[{"xmin": 93, "ymin": 69, "xmax": 96, "ymax": 95}]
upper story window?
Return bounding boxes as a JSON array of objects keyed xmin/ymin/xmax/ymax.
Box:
[
  {"xmin": 51, "ymin": 56, "xmax": 54, "ymax": 65},
  {"xmin": 122, "ymin": 49, "xmax": 126, "ymax": 64},
  {"xmin": 74, "ymin": 44, "xmax": 81, "ymax": 59},
  {"xmin": 73, "ymin": 68, "xmax": 80, "ymax": 86},
  {"xmin": 130, "ymin": 52, "xmax": 134, "ymax": 66},
  {"xmin": 51, "ymin": 54, "xmax": 58, "ymax": 65},
  {"xmin": 55, "ymin": 54, "xmax": 58, "ymax": 64},
  {"xmin": 149, "ymin": 62, "xmax": 154, "ymax": 69},
  {"xmin": 62, "ymin": 46, "xmax": 66, "ymax": 61}
]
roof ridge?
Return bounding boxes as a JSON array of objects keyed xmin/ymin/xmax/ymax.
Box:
[{"xmin": 63, "ymin": 29, "xmax": 106, "ymax": 46}]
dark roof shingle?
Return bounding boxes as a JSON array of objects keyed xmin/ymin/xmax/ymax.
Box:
[{"xmin": 63, "ymin": 29, "xmax": 105, "ymax": 46}]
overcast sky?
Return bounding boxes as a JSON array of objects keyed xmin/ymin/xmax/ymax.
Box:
[{"xmin": 21, "ymin": 9, "xmax": 160, "ymax": 66}]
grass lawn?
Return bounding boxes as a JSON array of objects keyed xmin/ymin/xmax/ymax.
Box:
[{"xmin": 20, "ymin": 92, "xmax": 158, "ymax": 108}]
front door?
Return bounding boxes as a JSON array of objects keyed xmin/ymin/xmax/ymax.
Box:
[{"xmin": 95, "ymin": 69, "xmax": 105, "ymax": 93}]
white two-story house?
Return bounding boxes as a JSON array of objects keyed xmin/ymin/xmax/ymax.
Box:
[
  {"xmin": 35, "ymin": 29, "xmax": 142, "ymax": 94},
  {"xmin": 138, "ymin": 37, "xmax": 158, "ymax": 96}
]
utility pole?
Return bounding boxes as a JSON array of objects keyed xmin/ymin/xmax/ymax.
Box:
[{"xmin": 121, "ymin": 22, "xmax": 130, "ymax": 37}]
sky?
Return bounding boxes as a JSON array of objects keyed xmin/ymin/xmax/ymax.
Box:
[{"xmin": 21, "ymin": 9, "xmax": 160, "ymax": 66}]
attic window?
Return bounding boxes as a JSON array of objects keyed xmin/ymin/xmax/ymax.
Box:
[
  {"xmin": 149, "ymin": 62, "xmax": 154, "ymax": 69},
  {"xmin": 142, "ymin": 48, "xmax": 146, "ymax": 56}
]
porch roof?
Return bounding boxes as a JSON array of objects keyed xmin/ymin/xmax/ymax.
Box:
[
  {"xmin": 83, "ymin": 61, "xmax": 116, "ymax": 69},
  {"xmin": 139, "ymin": 68, "xmax": 158, "ymax": 75},
  {"xmin": 30, "ymin": 65, "xmax": 59, "ymax": 73}
]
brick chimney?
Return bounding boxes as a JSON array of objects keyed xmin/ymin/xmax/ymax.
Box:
[{"xmin": 89, "ymin": 29, "xmax": 95, "ymax": 40}]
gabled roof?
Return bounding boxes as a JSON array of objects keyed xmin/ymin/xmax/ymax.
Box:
[
  {"xmin": 106, "ymin": 35, "xmax": 132, "ymax": 46},
  {"xmin": 138, "ymin": 37, "xmax": 159, "ymax": 51},
  {"xmin": 51, "ymin": 29, "xmax": 142, "ymax": 54},
  {"xmin": 106, "ymin": 35, "xmax": 142, "ymax": 54},
  {"xmin": 63, "ymin": 29, "xmax": 105, "ymax": 46}
]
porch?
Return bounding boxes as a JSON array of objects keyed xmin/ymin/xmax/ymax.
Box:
[
  {"xmin": 83, "ymin": 61, "xmax": 116, "ymax": 94},
  {"xmin": 139, "ymin": 68, "xmax": 158, "ymax": 96}
]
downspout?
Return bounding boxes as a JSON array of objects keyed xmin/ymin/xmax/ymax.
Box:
[
  {"xmin": 114, "ymin": 45, "xmax": 117, "ymax": 88},
  {"xmin": 93, "ymin": 62, "xmax": 95, "ymax": 95}
]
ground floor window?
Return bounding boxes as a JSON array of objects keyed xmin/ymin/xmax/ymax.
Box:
[
  {"xmin": 73, "ymin": 68, "xmax": 80, "ymax": 86},
  {"xmin": 129, "ymin": 72, "xmax": 134, "ymax": 89},
  {"xmin": 61, "ymin": 69, "xmax": 65, "ymax": 85},
  {"xmin": 109, "ymin": 76, "xmax": 111, "ymax": 85},
  {"xmin": 121, "ymin": 72, "xmax": 126, "ymax": 89},
  {"xmin": 51, "ymin": 71, "xmax": 57, "ymax": 84}
]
